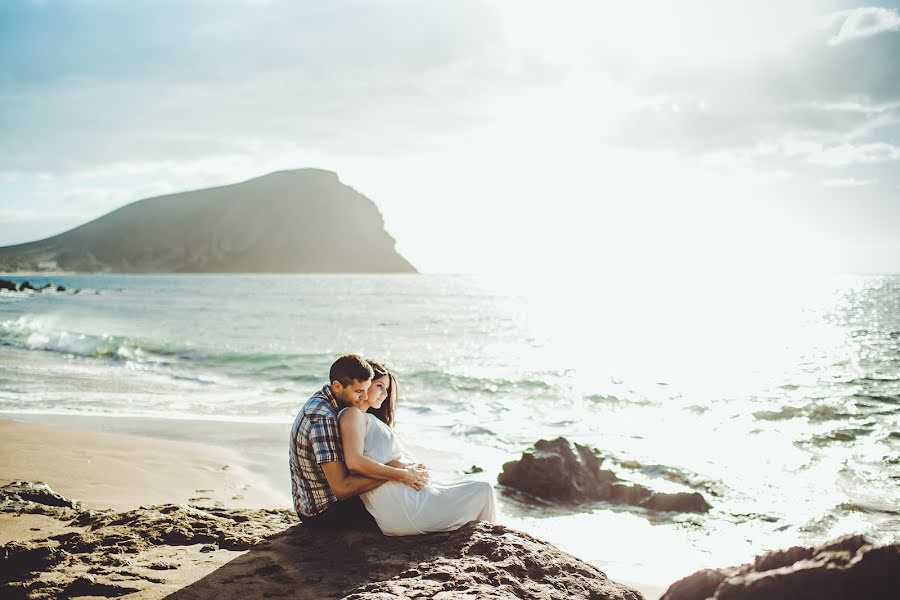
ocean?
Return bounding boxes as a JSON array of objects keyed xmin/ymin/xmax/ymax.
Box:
[{"xmin": 1, "ymin": 272, "xmax": 898, "ymax": 587}]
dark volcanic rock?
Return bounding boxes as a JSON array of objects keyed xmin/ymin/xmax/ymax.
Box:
[
  {"xmin": 336, "ymin": 522, "xmax": 644, "ymax": 600},
  {"xmin": 1, "ymin": 481, "xmax": 79, "ymax": 509},
  {"xmin": 0, "ymin": 482, "xmax": 81, "ymax": 520},
  {"xmin": 499, "ymin": 437, "xmax": 711, "ymax": 513},
  {"xmin": 19, "ymin": 280, "xmax": 34, "ymax": 291},
  {"xmin": 0, "ymin": 278, "xmax": 16, "ymax": 291},
  {"xmin": 169, "ymin": 520, "xmax": 645, "ymax": 600},
  {"xmin": 660, "ymin": 534, "xmax": 900, "ymax": 600},
  {"xmin": 642, "ymin": 491, "xmax": 711, "ymax": 513},
  {"xmin": 63, "ymin": 575, "xmax": 140, "ymax": 598},
  {"xmin": 0, "ymin": 542, "xmax": 66, "ymax": 583},
  {"xmin": 498, "ymin": 438, "xmax": 619, "ymax": 503}
]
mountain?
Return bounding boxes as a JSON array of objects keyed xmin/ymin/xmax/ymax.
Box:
[{"xmin": 0, "ymin": 169, "xmax": 417, "ymax": 273}]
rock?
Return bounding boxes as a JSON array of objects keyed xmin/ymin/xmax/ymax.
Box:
[
  {"xmin": 642, "ymin": 491, "xmax": 711, "ymax": 513},
  {"xmin": 64, "ymin": 574, "xmax": 140, "ymax": 598},
  {"xmin": 19, "ymin": 280, "xmax": 33, "ymax": 291},
  {"xmin": 499, "ymin": 438, "xmax": 711, "ymax": 513},
  {"xmin": 0, "ymin": 481, "xmax": 80, "ymax": 509},
  {"xmin": 660, "ymin": 534, "xmax": 900, "ymax": 600},
  {"xmin": 0, "ymin": 541, "xmax": 65, "ymax": 582},
  {"xmin": 37, "ymin": 283, "xmax": 52, "ymax": 291},
  {"xmin": 56, "ymin": 285, "xmax": 66, "ymax": 292},
  {"xmin": 0, "ymin": 278, "xmax": 16, "ymax": 291},
  {"xmin": 498, "ymin": 438, "xmax": 618, "ymax": 503},
  {"xmin": 336, "ymin": 522, "xmax": 644, "ymax": 599}
]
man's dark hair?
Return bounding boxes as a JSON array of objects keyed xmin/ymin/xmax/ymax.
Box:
[{"xmin": 329, "ymin": 354, "xmax": 374, "ymax": 386}]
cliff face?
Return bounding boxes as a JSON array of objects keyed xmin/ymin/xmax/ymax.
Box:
[{"xmin": 0, "ymin": 169, "xmax": 417, "ymax": 273}]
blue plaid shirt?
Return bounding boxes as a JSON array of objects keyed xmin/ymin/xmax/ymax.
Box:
[{"xmin": 289, "ymin": 385, "xmax": 344, "ymax": 518}]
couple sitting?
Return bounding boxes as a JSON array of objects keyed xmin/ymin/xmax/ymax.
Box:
[{"xmin": 289, "ymin": 354, "xmax": 497, "ymax": 535}]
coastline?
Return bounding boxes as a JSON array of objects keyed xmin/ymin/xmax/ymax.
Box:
[{"xmin": 0, "ymin": 415, "xmax": 664, "ymax": 599}]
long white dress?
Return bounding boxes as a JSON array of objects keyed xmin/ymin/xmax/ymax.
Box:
[{"xmin": 352, "ymin": 411, "xmax": 497, "ymax": 536}]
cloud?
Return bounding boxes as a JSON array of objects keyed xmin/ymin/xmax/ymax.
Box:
[
  {"xmin": 822, "ymin": 7, "xmax": 900, "ymax": 47},
  {"xmin": 823, "ymin": 177, "xmax": 877, "ymax": 187},
  {"xmin": 795, "ymin": 141, "xmax": 900, "ymax": 166}
]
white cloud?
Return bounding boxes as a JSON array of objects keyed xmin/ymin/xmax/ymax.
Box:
[
  {"xmin": 808, "ymin": 99, "xmax": 900, "ymax": 114},
  {"xmin": 823, "ymin": 7, "xmax": 900, "ymax": 47},
  {"xmin": 807, "ymin": 141, "xmax": 900, "ymax": 166},
  {"xmin": 823, "ymin": 177, "xmax": 877, "ymax": 187},
  {"xmin": 782, "ymin": 136, "xmax": 900, "ymax": 166}
]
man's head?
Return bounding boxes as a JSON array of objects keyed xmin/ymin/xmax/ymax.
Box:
[{"xmin": 329, "ymin": 354, "xmax": 374, "ymax": 407}]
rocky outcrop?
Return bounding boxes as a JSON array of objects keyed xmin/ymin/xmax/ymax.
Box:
[
  {"xmin": 0, "ymin": 280, "xmax": 69, "ymax": 293},
  {"xmin": 498, "ymin": 437, "xmax": 711, "ymax": 513},
  {"xmin": 660, "ymin": 534, "xmax": 900, "ymax": 600},
  {"xmin": 1, "ymin": 481, "xmax": 644, "ymax": 600}
]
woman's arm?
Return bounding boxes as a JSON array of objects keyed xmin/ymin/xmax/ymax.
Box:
[{"xmin": 339, "ymin": 407, "xmax": 426, "ymax": 489}]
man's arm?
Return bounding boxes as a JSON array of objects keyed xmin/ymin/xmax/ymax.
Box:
[
  {"xmin": 320, "ymin": 460, "xmax": 385, "ymax": 500},
  {"xmin": 338, "ymin": 407, "xmax": 426, "ymax": 488}
]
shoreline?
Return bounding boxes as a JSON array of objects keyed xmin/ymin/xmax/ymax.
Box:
[{"xmin": 0, "ymin": 415, "xmax": 664, "ymax": 599}]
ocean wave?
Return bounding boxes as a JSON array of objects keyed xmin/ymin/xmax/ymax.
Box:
[
  {"xmin": 852, "ymin": 393, "xmax": 899, "ymax": 406},
  {"xmin": 407, "ymin": 369, "xmax": 553, "ymax": 394},
  {"xmin": 0, "ymin": 316, "xmax": 182, "ymax": 364},
  {"xmin": 835, "ymin": 501, "xmax": 900, "ymax": 516},
  {"xmin": 752, "ymin": 403, "xmax": 853, "ymax": 422},
  {"xmin": 585, "ymin": 393, "xmax": 654, "ymax": 407},
  {"xmin": 0, "ymin": 316, "xmax": 331, "ymax": 380},
  {"xmin": 806, "ymin": 427, "xmax": 875, "ymax": 446}
]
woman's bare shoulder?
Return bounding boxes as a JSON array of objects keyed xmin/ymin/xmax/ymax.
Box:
[{"xmin": 338, "ymin": 405, "xmax": 366, "ymax": 424}]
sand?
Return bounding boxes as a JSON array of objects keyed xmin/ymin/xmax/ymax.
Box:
[{"xmin": 0, "ymin": 418, "xmax": 286, "ymax": 512}]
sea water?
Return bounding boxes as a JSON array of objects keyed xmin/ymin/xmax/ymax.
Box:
[{"xmin": 1, "ymin": 272, "xmax": 897, "ymax": 586}]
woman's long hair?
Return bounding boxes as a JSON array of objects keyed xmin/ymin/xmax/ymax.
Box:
[{"xmin": 366, "ymin": 359, "xmax": 397, "ymax": 427}]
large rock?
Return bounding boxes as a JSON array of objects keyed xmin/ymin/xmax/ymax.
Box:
[
  {"xmin": 499, "ymin": 438, "xmax": 711, "ymax": 513},
  {"xmin": 660, "ymin": 534, "xmax": 900, "ymax": 600},
  {"xmin": 0, "ymin": 278, "xmax": 17, "ymax": 291}
]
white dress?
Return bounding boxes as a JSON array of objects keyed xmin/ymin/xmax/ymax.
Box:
[{"xmin": 352, "ymin": 411, "xmax": 497, "ymax": 536}]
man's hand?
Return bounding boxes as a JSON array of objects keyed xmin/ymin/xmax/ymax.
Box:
[{"xmin": 321, "ymin": 460, "xmax": 385, "ymax": 500}]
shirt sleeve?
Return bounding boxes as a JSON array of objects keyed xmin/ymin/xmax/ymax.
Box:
[{"xmin": 308, "ymin": 414, "xmax": 343, "ymax": 464}]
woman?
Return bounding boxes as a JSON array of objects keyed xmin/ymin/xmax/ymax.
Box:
[{"xmin": 338, "ymin": 360, "xmax": 497, "ymax": 536}]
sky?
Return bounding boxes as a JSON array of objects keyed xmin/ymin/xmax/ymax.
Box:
[{"xmin": 1, "ymin": 0, "xmax": 899, "ymax": 274}]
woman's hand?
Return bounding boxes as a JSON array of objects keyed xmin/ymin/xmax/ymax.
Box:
[{"xmin": 398, "ymin": 465, "xmax": 428, "ymax": 490}]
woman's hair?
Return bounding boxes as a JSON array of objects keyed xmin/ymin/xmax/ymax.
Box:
[{"xmin": 365, "ymin": 359, "xmax": 397, "ymax": 427}]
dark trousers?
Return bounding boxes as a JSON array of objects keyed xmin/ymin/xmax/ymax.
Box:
[{"xmin": 301, "ymin": 496, "xmax": 379, "ymax": 532}]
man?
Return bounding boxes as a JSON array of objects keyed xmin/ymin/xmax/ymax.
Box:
[{"xmin": 289, "ymin": 354, "xmax": 384, "ymax": 530}]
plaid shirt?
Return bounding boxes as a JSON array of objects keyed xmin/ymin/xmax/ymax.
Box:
[{"xmin": 289, "ymin": 385, "xmax": 344, "ymax": 518}]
